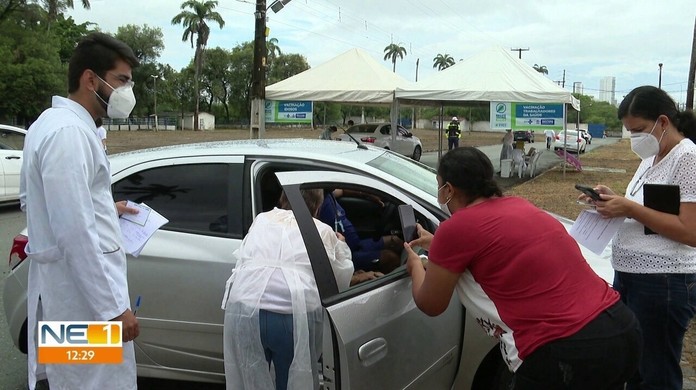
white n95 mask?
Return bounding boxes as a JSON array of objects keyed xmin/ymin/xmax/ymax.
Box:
[{"xmin": 95, "ymin": 75, "xmax": 137, "ymax": 119}]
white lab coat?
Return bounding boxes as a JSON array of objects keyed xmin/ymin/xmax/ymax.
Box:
[
  {"xmin": 221, "ymin": 208, "xmax": 354, "ymax": 389},
  {"xmin": 20, "ymin": 96, "xmax": 136, "ymax": 390}
]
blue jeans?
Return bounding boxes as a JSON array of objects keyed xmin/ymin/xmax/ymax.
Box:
[
  {"xmin": 613, "ymin": 271, "xmax": 696, "ymax": 390},
  {"xmin": 448, "ymin": 137, "xmax": 459, "ymax": 150},
  {"xmin": 259, "ymin": 309, "xmax": 294, "ymax": 390}
]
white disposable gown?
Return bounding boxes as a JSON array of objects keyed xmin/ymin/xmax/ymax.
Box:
[
  {"xmin": 221, "ymin": 208, "xmax": 354, "ymax": 389},
  {"xmin": 20, "ymin": 96, "xmax": 136, "ymax": 390}
]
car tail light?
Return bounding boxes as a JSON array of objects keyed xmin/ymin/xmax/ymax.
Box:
[
  {"xmin": 555, "ymin": 135, "xmax": 560, "ymax": 140},
  {"xmin": 360, "ymin": 137, "xmax": 376, "ymax": 143},
  {"xmin": 577, "ymin": 138, "xmax": 582, "ymax": 143},
  {"xmin": 9, "ymin": 234, "xmax": 28, "ymax": 269}
]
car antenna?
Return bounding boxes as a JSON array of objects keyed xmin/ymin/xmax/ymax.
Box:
[{"xmin": 341, "ymin": 126, "xmax": 368, "ymax": 150}]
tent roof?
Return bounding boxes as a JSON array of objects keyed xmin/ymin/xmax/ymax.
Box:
[
  {"xmin": 266, "ymin": 48, "xmax": 413, "ymax": 104},
  {"xmin": 395, "ymin": 47, "xmax": 580, "ymax": 110}
]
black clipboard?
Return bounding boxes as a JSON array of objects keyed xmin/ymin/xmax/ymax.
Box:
[{"xmin": 643, "ymin": 184, "xmax": 680, "ymax": 235}]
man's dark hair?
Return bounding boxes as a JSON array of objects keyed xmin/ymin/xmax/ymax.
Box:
[{"xmin": 68, "ymin": 32, "xmax": 139, "ymax": 93}]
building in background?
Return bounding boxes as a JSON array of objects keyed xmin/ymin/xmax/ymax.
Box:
[
  {"xmin": 599, "ymin": 76, "xmax": 616, "ymax": 105},
  {"xmin": 573, "ymin": 82, "xmax": 584, "ymax": 95}
]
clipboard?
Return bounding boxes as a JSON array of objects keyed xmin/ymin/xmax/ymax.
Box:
[{"xmin": 643, "ymin": 184, "xmax": 680, "ymax": 235}]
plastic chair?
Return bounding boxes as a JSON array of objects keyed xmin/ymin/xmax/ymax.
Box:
[
  {"xmin": 511, "ymin": 149, "xmax": 526, "ymax": 178},
  {"xmin": 527, "ymin": 150, "xmax": 543, "ymax": 177}
]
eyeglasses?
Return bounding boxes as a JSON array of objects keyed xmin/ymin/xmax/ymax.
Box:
[
  {"xmin": 96, "ymin": 72, "xmax": 134, "ymax": 89},
  {"xmin": 629, "ymin": 168, "xmax": 651, "ymax": 197}
]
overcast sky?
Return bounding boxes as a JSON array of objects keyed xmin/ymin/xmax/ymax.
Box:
[{"xmin": 73, "ymin": 0, "xmax": 694, "ymax": 104}]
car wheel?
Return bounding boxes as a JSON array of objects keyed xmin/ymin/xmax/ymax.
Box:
[{"xmin": 412, "ymin": 145, "xmax": 422, "ymax": 161}]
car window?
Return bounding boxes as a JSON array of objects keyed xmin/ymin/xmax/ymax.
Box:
[
  {"xmin": 112, "ymin": 163, "xmax": 241, "ymax": 236},
  {"xmin": 348, "ymin": 125, "xmax": 377, "ymax": 134},
  {"xmin": 366, "ymin": 152, "xmax": 437, "ymax": 197},
  {"xmin": 380, "ymin": 125, "xmax": 391, "ymax": 135},
  {"xmin": 0, "ymin": 129, "xmax": 24, "ymax": 150}
]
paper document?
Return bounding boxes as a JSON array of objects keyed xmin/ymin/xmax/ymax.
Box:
[
  {"xmin": 569, "ymin": 209, "xmax": 624, "ymax": 255},
  {"xmin": 119, "ymin": 201, "xmax": 168, "ymax": 257}
]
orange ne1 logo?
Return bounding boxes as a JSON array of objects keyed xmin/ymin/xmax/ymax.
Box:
[{"xmin": 38, "ymin": 321, "xmax": 123, "ymax": 364}]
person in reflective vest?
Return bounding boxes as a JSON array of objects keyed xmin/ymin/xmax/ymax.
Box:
[{"xmin": 446, "ymin": 116, "xmax": 461, "ymax": 150}]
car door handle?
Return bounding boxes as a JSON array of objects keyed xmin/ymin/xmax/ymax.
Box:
[
  {"xmin": 358, "ymin": 337, "xmax": 388, "ymax": 367},
  {"xmin": 5, "ymin": 156, "xmax": 20, "ymax": 160}
]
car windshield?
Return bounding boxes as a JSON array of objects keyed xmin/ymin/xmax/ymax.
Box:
[{"xmin": 365, "ymin": 151, "xmax": 437, "ymax": 196}]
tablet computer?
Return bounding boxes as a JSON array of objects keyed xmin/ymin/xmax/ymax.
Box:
[{"xmin": 398, "ymin": 204, "xmax": 417, "ymax": 242}]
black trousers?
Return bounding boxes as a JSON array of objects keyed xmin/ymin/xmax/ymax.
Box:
[{"xmin": 510, "ymin": 301, "xmax": 642, "ymax": 390}]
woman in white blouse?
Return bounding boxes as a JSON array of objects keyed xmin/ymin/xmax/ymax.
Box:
[
  {"xmin": 584, "ymin": 86, "xmax": 696, "ymax": 390},
  {"xmin": 221, "ymin": 189, "xmax": 354, "ymax": 390}
]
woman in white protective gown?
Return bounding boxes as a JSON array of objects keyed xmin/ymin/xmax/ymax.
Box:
[{"xmin": 221, "ymin": 189, "xmax": 354, "ymax": 390}]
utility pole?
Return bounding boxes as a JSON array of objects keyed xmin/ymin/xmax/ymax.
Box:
[
  {"xmin": 562, "ymin": 69, "xmax": 566, "ymax": 88},
  {"xmin": 412, "ymin": 58, "xmax": 419, "ymax": 129},
  {"xmin": 250, "ymin": 0, "xmax": 267, "ymax": 139},
  {"xmin": 687, "ymin": 17, "xmax": 695, "ymax": 109},
  {"xmin": 658, "ymin": 63, "xmax": 663, "ymax": 89},
  {"xmin": 510, "ymin": 47, "xmax": 529, "ymax": 59}
]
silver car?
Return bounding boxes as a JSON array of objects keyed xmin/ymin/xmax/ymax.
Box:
[
  {"xmin": 0, "ymin": 124, "xmax": 26, "ymax": 203},
  {"xmin": 3, "ymin": 139, "xmax": 612, "ymax": 388},
  {"xmin": 336, "ymin": 123, "xmax": 423, "ymax": 161}
]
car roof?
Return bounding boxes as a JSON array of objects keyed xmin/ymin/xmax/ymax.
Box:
[
  {"xmin": 109, "ymin": 138, "xmax": 389, "ymax": 173},
  {"xmin": 0, "ymin": 124, "xmax": 27, "ymax": 134}
]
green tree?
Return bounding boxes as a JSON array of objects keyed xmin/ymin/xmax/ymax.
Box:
[
  {"xmin": 52, "ymin": 15, "xmax": 93, "ymax": 63},
  {"xmin": 266, "ymin": 37, "xmax": 281, "ymax": 67},
  {"xmin": 171, "ymin": 0, "xmax": 225, "ymax": 131},
  {"xmin": 566, "ymin": 93, "xmax": 620, "ymax": 131},
  {"xmin": 200, "ymin": 47, "xmax": 233, "ymax": 121},
  {"xmin": 115, "ymin": 24, "xmax": 165, "ymax": 118},
  {"xmin": 383, "ymin": 43, "xmax": 406, "ymax": 73},
  {"xmin": 0, "ymin": 11, "xmax": 64, "ymax": 124},
  {"xmin": 227, "ymin": 41, "xmax": 253, "ymax": 122},
  {"xmin": 41, "ymin": 0, "xmax": 90, "ymax": 26},
  {"xmin": 432, "ymin": 53, "xmax": 455, "ymax": 71},
  {"xmin": 533, "ymin": 64, "xmax": 548, "ymax": 75},
  {"xmin": 267, "ymin": 53, "xmax": 309, "ymax": 84}
]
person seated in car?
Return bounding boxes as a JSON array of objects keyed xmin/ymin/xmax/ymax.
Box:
[{"xmin": 319, "ymin": 188, "xmax": 403, "ymax": 274}]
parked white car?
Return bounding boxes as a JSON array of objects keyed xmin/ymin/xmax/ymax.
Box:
[
  {"xmin": 335, "ymin": 123, "xmax": 423, "ymax": 161},
  {"xmin": 3, "ymin": 139, "xmax": 612, "ymax": 389},
  {"xmin": 578, "ymin": 129, "xmax": 593, "ymax": 145},
  {"xmin": 0, "ymin": 124, "xmax": 26, "ymax": 203},
  {"xmin": 553, "ymin": 129, "xmax": 587, "ymax": 153}
]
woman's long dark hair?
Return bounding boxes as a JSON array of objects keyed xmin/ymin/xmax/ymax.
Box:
[
  {"xmin": 438, "ymin": 147, "xmax": 502, "ymax": 201},
  {"xmin": 618, "ymin": 85, "xmax": 696, "ymax": 143}
]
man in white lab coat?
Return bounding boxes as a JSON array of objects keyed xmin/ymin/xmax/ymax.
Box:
[{"xmin": 20, "ymin": 32, "xmax": 140, "ymax": 390}]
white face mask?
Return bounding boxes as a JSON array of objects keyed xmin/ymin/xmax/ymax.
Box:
[
  {"xmin": 95, "ymin": 75, "xmax": 136, "ymax": 119},
  {"xmin": 437, "ymin": 183, "xmax": 452, "ymax": 216},
  {"xmin": 630, "ymin": 120, "xmax": 664, "ymax": 160}
]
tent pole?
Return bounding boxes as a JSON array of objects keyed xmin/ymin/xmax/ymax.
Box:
[{"xmin": 438, "ymin": 104, "xmax": 444, "ymax": 161}]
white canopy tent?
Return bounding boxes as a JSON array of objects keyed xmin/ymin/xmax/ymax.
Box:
[
  {"xmin": 395, "ymin": 46, "xmax": 580, "ymax": 110},
  {"xmin": 266, "ymin": 47, "xmax": 413, "ymax": 104}
]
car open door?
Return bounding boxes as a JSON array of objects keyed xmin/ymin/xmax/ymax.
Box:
[{"xmin": 276, "ymin": 171, "xmax": 464, "ymax": 389}]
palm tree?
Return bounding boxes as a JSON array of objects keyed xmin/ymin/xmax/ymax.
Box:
[
  {"xmin": 267, "ymin": 37, "xmax": 282, "ymax": 64},
  {"xmin": 171, "ymin": 0, "xmax": 225, "ymax": 131},
  {"xmin": 432, "ymin": 53, "xmax": 455, "ymax": 71},
  {"xmin": 533, "ymin": 64, "xmax": 549, "ymax": 75},
  {"xmin": 383, "ymin": 43, "xmax": 407, "ymax": 73},
  {"xmin": 41, "ymin": 0, "xmax": 90, "ymax": 26}
]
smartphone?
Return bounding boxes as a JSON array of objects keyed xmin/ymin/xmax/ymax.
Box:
[
  {"xmin": 398, "ymin": 204, "xmax": 418, "ymax": 242},
  {"xmin": 575, "ymin": 184, "xmax": 601, "ymax": 201}
]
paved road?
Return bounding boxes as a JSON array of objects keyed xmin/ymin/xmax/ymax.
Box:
[{"xmin": 420, "ymin": 137, "xmax": 620, "ymax": 173}]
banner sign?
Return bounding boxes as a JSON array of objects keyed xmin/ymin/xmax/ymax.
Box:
[
  {"xmin": 265, "ymin": 100, "xmax": 313, "ymax": 124},
  {"xmin": 490, "ymin": 102, "xmax": 564, "ymax": 131}
]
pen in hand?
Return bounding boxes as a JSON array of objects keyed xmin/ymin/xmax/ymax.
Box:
[{"xmin": 133, "ymin": 295, "xmax": 141, "ymax": 315}]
